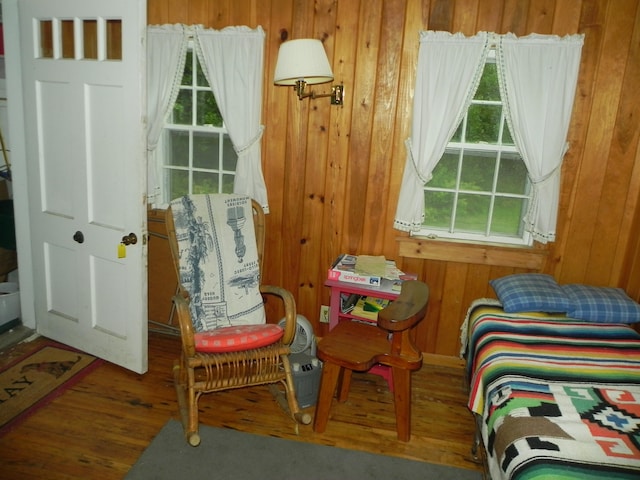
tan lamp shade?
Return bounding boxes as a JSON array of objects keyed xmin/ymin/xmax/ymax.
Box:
[{"xmin": 274, "ymin": 39, "xmax": 334, "ymax": 86}]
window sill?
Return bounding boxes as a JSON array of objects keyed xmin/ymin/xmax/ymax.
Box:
[{"xmin": 397, "ymin": 235, "xmax": 547, "ymax": 270}]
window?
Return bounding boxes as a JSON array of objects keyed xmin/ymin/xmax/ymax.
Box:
[
  {"xmin": 420, "ymin": 55, "xmax": 532, "ymax": 245},
  {"xmin": 161, "ymin": 50, "xmax": 237, "ymax": 204},
  {"xmin": 395, "ymin": 31, "xmax": 583, "ymax": 245}
]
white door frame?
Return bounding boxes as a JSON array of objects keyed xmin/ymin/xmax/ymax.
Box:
[{"xmin": 3, "ymin": 0, "xmax": 36, "ymax": 329}]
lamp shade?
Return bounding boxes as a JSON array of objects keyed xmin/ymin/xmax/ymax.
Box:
[{"xmin": 274, "ymin": 39, "xmax": 334, "ymax": 86}]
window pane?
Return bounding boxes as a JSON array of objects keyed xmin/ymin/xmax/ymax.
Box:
[
  {"xmin": 474, "ymin": 63, "xmax": 499, "ymax": 101},
  {"xmin": 496, "ymin": 155, "xmax": 529, "ymax": 195},
  {"xmin": 466, "ymin": 104, "xmax": 501, "ymax": 143},
  {"xmin": 222, "ymin": 134, "xmax": 238, "ymax": 171},
  {"xmin": 197, "ymin": 91, "xmax": 223, "ymax": 126},
  {"xmin": 491, "ymin": 197, "xmax": 526, "ymax": 236},
  {"xmin": 161, "ymin": 49, "xmax": 236, "ymax": 203},
  {"xmin": 39, "ymin": 20, "xmax": 54, "ymax": 58},
  {"xmin": 61, "ymin": 20, "xmax": 75, "ymax": 59},
  {"xmin": 182, "ymin": 51, "xmax": 193, "ymax": 85},
  {"xmin": 168, "ymin": 130, "xmax": 189, "ymax": 167},
  {"xmin": 419, "ymin": 54, "xmax": 532, "ymax": 245},
  {"xmin": 222, "ymin": 174, "xmax": 235, "ymax": 193},
  {"xmin": 430, "ymin": 153, "xmax": 459, "ymax": 188},
  {"xmin": 460, "ymin": 153, "xmax": 495, "ymax": 191},
  {"xmin": 196, "ymin": 58, "xmax": 208, "ymax": 87},
  {"xmin": 455, "ymin": 193, "xmax": 490, "ymax": 232},
  {"xmin": 451, "ymin": 121, "xmax": 463, "ymax": 142},
  {"xmin": 172, "ymin": 90, "xmax": 192, "ymax": 125},
  {"xmin": 424, "ymin": 190, "xmax": 455, "ymax": 228},
  {"xmin": 83, "ymin": 20, "xmax": 98, "ymax": 59},
  {"xmin": 193, "ymin": 132, "xmax": 218, "ymax": 169},
  {"xmin": 502, "ymin": 120, "xmax": 514, "ymax": 145},
  {"xmin": 193, "ymin": 171, "xmax": 219, "ymax": 194},
  {"xmin": 106, "ymin": 19, "xmax": 123, "ymax": 60},
  {"xmin": 167, "ymin": 169, "xmax": 189, "ymax": 201}
]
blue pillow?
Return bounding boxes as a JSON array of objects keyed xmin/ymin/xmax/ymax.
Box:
[
  {"xmin": 563, "ymin": 284, "xmax": 640, "ymax": 324},
  {"xmin": 490, "ymin": 274, "xmax": 571, "ymax": 313}
]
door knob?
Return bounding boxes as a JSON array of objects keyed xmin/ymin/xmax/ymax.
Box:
[
  {"xmin": 121, "ymin": 233, "xmax": 138, "ymax": 246},
  {"xmin": 73, "ymin": 231, "xmax": 84, "ymax": 244}
]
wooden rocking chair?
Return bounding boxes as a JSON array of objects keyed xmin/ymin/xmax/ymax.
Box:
[{"xmin": 166, "ymin": 194, "xmax": 311, "ymax": 446}]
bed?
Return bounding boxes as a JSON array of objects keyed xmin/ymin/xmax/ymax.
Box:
[{"xmin": 463, "ymin": 274, "xmax": 640, "ymax": 480}]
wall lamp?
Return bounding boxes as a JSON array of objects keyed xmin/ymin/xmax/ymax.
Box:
[{"xmin": 274, "ymin": 39, "xmax": 344, "ymax": 106}]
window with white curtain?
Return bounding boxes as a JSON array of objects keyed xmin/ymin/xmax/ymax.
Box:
[
  {"xmin": 394, "ymin": 31, "xmax": 584, "ymax": 246},
  {"xmin": 420, "ymin": 52, "xmax": 532, "ymax": 245},
  {"xmin": 147, "ymin": 25, "xmax": 268, "ymax": 211},
  {"xmin": 161, "ymin": 47, "xmax": 237, "ymax": 204}
]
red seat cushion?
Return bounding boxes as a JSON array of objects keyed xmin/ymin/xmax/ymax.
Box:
[{"xmin": 194, "ymin": 324, "xmax": 284, "ymax": 353}]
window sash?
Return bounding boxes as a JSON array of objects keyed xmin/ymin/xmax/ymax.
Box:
[
  {"xmin": 159, "ymin": 49, "xmax": 236, "ymax": 204},
  {"xmin": 418, "ymin": 62, "xmax": 532, "ymax": 246}
]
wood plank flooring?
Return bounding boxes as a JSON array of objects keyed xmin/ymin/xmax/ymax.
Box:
[{"xmin": 0, "ymin": 332, "xmax": 483, "ymax": 479}]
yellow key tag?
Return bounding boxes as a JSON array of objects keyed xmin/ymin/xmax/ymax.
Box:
[{"xmin": 118, "ymin": 243, "xmax": 126, "ymax": 259}]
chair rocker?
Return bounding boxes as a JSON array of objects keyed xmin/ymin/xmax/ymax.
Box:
[{"xmin": 166, "ymin": 194, "xmax": 311, "ymax": 446}]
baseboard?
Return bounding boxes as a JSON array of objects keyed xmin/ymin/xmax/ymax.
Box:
[
  {"xmin": 423, "ymin": 352, "xmax": 465, "ymax": 369},
  {"xmin": 0, "ymin": 318, "xmax": 20, "ymax": 335}
]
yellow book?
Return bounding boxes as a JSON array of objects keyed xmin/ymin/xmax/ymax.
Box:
[{"xmin": 352, "ymin": 296, "xmax": 389, "ymax": 321}]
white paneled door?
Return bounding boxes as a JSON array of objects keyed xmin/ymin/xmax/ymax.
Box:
[{"xmin": 7, "ymin": 0, "xmax": 148, "ymax": 373}]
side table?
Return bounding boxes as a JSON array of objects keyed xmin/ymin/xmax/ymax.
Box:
[{"xmin": 325, "ymin": 278, "xmax": 401, "ymax": 390}]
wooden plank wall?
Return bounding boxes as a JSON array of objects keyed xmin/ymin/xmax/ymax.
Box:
[{"xmin": 147, "ymin": 0, "xmax": 640, "ymax": 361}]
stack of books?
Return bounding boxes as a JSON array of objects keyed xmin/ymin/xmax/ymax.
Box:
[
  {"xmin": 328, "ymin": 254, "xmax": 405, "ymax": 287},
  {"xmin": 328, "ymin": 254, "xmax": 416, "ymax": 290}
]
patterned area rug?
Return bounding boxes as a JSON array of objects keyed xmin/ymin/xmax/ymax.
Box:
[{"xmin": 0, "ymin": 342, "xmax": 101, "ymax": 434}]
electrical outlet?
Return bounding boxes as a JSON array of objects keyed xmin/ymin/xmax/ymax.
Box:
[{"xmin": 319, "ymin": 305, "xmax": 330, "ymax": 324}]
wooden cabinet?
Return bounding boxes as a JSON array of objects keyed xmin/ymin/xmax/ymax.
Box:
[{"xmin": 147, "ymin": 209, "xmax": 176, "ymax": 330}]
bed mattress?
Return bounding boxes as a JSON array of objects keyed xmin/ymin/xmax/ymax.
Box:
[{"xmin": 465, "ymin": 304, "xmax": 640, "ymax": 480}]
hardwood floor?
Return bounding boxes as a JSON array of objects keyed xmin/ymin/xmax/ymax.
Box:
[{"xmin": 0, "ymin": 332, "xmax": 483, "ymax": 479}]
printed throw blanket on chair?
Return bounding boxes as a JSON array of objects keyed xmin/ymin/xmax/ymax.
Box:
[{"xmin": 170, "ymin": 194, "xmax": 265, "ymax": 331}]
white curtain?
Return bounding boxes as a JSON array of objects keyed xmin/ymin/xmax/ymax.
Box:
[
  {"xmin": 394, "ymin": 31, "xmax": 490, "ymax": 232},
  {"xmin": 194, "ymin": 26, "xmax": 269, "ymax": 213},
  {"xmin": 146, "ymin": 24, "xmax": 189, "ymax": 204},
  {"xmin": 497, "ymin": 33, "xmax": 584, "ymax": 243}
]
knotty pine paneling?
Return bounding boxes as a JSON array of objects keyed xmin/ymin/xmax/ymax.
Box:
[{"xmin": 147, "ymin": 0, "xmax": 640, "ymax": 360}]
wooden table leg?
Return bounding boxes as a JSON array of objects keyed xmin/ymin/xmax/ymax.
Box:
[{"xmin": 313, "ymin": 362, "xmax": 342, "ymax": 433}]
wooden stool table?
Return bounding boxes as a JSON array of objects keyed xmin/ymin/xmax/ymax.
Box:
[{"xmin": 313, "ymin": 280, "xmax": 429, "ymax": 441}]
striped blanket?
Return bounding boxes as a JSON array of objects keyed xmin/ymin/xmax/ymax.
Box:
[{"xmin": 465, "ymin": 304, "xmax": 640, "ymax": 480}]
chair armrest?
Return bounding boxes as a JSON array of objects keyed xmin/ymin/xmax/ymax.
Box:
[
  {"xmin": 377, "ymin": 280, "xmax": 429, "ymax": 332},
  {"xmin": 260, "ymin": 284, "xmax": 298, "ymax": 345},
  {"xmin": 172, "ymin": 294, "xmax": 197, "ymax": 357}
]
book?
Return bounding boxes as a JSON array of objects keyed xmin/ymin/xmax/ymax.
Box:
[
  {"xmin": 355, "ymin": 255, "xmax": 387, "ymax": 277},
  {"xmin": 364, "ymin": 296, "xmax": 390, "ymax": 312},
  {"xmin": 340, "ymin": 293, "xmax": 361, "ymax": 313},
  {"xmin": 386, "ymin": 273, "xmax": 419, "ymax": 292},
  {"xmin": 328, "ymin": 254, "xmax": 383, "ymax": 286},
  {"xmin": 351, "ymin": 296, "xmax": 390, "ymax": 321}
]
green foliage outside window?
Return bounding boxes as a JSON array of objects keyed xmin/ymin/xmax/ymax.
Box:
[{"xmin": 172, "ymin": 52, "xmax": 224, "ymax": 127}]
